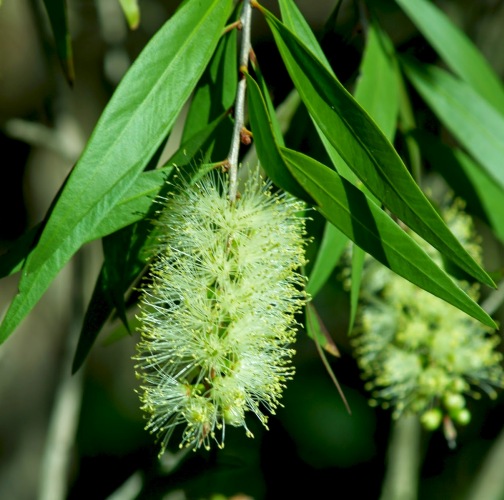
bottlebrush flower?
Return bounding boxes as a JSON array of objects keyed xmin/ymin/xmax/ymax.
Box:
[
  {"xmin": 135, "ymin": 171, "xmax": 307, "ymax": 453},
  {"xmin": 351, "ymin": 199, "xmax": 504, "ymax": 431}
]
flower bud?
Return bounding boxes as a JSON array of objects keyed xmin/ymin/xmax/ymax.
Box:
[{"xmin": 421, "ymin": 409, "xmax": 443, "ymax": 430}]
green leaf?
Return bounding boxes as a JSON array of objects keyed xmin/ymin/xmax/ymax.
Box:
[
  {"xmin": 279, "ymin": 0, "xmax": 333, "ymax": 74},
  {"xmin": 0, "ymin": 166, "xmax": 168, "ymax": 284},
  {"xmin": 168, "ymin": 113, "xmax": 229, "ymax": 168},
  {"xmin": 1, "ymin": 167, "xmax": 170, "ymax": 347},
  {"xmin": 250, "ymin": 59, "xmax": 284, "ymax": 147},
  {"xmin": 273, "ymin": 0, "xmax": 352, "ymax": 297},
  {"xmin": 73, "ymin": 222, "xmax": 148, "ymax": 373},
  {"xmin": 42, "ymin": 0, "xmax": 74, "ymax": 84},
  {"xmin": 72, "ymin": 270, "xmax": 114, "ymax": 373},
  {"xmin": 182, "ymin": 21, "xmax": 237, "ymax": 141},
  {"xmin": 91, "ymin": 167, "xmax": 171, "ymax": 240},
  {"xmin": 258, "ymin": 5, "xmax": 494, "ymax": 289},
  {"xmin": 354, "ymin": 24, "xmax": 398, "ymax": 141},
  {"xmin": 305, "ymin": 303, "xmax": 340, "ymax": 357},
  {"xmin": 280, "ymin": 147, "xmax": 496, "ymax": 329},
  {"xmin": 245, "ymin": 71, "xmax": 312, "ymax": 202},
  {"xmin": 118, "ymin": 0, "xmax": 140, "ymax": 29},
  {"xmin": 0, "ymin": 167, "xmax": 167, "ymax": 280},
  {"xmin": 0, "ymin": 0, "xmax": 231, "ymax": 344},
  {"xmin": 348, "ymin": 245, "xmax": 365, "ymax": 334},
  {"xmin": 306, "ymin": 223, "xmax": 347, "ymax": 298},
  {"xmin": 348, "ymin": 23, "xmax": 399, "ymax": 332},
  {"xmin": 32, "ymin": 0, "xmax": 230, "ymax": 272},
  {"xmin": 395, "ymin": 0, "xmax": 504, "ymax": 113},
  {"xmin": 413, "ymin": 131, "xmax": 504, "ymax": 244},
  {"xmin": 402, "ymin": 59, "xmax": 504, "ymax": 195},
  {"xmin": 0, "ymin": 225, "xmax": 41, "ymax": 279}
]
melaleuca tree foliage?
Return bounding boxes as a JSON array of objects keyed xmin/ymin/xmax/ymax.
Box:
[{"xmin": 1, "ymin": 0, "xmax": 504, "ymax": 498}]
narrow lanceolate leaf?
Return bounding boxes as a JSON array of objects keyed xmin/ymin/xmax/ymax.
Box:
[
  {"xmin": 0, "ymin": 0, "xmax": 231, "ymax": 343},
  {"xmin": 279, "ymin": 0, "xmax": 333, "ymax": 74},
  {"xmin": 118, "ymin": 0, "xmax": 140, "ymax": 29},
  {"xmin": 258, "ymin": 5, "xmax": 494, "ymax": 289},
  {"xmin": 414, "ymin": 131, "xmax": 504, "ymax": 244},
  {"xmin": 168, "ymin": 113, "xmax": 229, "ymax": 169},
  {"xmin": 1, "ymin": 167, "xmax": 170, "ymax": 349},
  {"xmin": 0, "ymin": 226, "xmax": 41, "ymax": 279},
  {"xmin": 91, "ymin": 167, "xmax": 172, "ymax": 240},
  {"xmin": 306, "ymin": 303, "xmax": 340, "ymax": 357},
  {"xmin": 279, "ymin": 0, "xmax": 349, "ymax": 301},
  {"xmin": 245, "ymin": 72, "xmax": 312, "ymax": 202},
  {"xmin": 280, "ymin": 148, "xmax": 496, "ymax": 329},
  {"xmin": 31, "ymin": 0, "xmax": 230, "ymax": 272},
  {"xmin": 353, "ymin": 24, "xmax": 399, "ymax": 141},
  {"xmin": 42, "ymin": 0, "xmax": 74, "ymax": 84},
  {"xmin": 182, "ymin": 23, "xmax": 237, "ymax": 141},
  {"xmin": 306, "ymin": 223, "xmax": 347, "ymax": 298},
  {"xmin": 402, "ymin": 59, "xmax": 504, "ymax": 195},
  {"xmin": 73, "ymin": 222, "xmax": 148, "ymax": 374},
  {"xmin": 395, "ymin": 0, "xmax": 504, "ymax": 113},
  {"xmin": 349, "ymin": 23, "xmax": 399, "ymax": 333},
  {"xmin": 0, "ymin": 167, "xmax": 169, "ymax": 279}
]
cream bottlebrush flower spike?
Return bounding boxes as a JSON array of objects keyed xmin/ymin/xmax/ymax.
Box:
[
  {"xmin": 135, "ymin": 171, "xmax": 307, "ymax": 453},
  {"xmin": 351, "ymin": 199, "xmax": 504, "ymax": 434}
]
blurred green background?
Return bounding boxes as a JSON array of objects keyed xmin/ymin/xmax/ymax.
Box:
[{"xmin": 1, "ymin": 1, "xmax": 504, "ymax": 499}]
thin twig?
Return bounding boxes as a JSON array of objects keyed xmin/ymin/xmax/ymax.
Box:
[
  {"xmin": 227, "ymin": 0, "xmax": 253, "ymax": 203},
  {"xmin": 222, "ymin": 19, "xmax": 242, "ymax": 35}
]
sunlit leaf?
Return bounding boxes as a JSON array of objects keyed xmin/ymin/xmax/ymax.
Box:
[
  {"xmin": 182, "ymin": 19, "xmax": 237, "ymax": 141},
  {"xmin": 395, "ymin": 0, "xmax": 504, "ymax": 113},
  {"xmin": 403, "ymin": 59, "xmax": 504, "ymax": 195},
  {"xmin": 245, "ymin": 72, "xmax": 312, "ymax": 202},
  {"xmin": 280, "ymin": 147, "xmax": 496, "ymax": 329},
  {"xmin": 258, "ymin": 5, "xmax": 494, "ymax": 290},
  {"xmin": 414, "ymin": 131, "xmax": 504, "ymax": 244},
  {"xmin": 0, "ymin": 0, "xmax": 232, "ymax": 344},
  {"xmin": 306, "ymin": 223, "xmax": 347, "ymax": 298}
]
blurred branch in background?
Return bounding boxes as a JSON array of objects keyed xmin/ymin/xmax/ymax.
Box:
[
  {"xmin": 380, "ymin": 414, "xmax": 421, "ymax": 500},
  {"xmin": 38, "ymin": 252, "xmax": 86, "ymax": 500},
  {"xmin": 466, "ymin": 424, "xmax": 504, "ymax": 500}
]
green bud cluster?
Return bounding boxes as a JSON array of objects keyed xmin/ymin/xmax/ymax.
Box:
[
  {"xmin": 352, "ymin": 199, "xmax": 503, "ymax": 431},
  {"xmin": 135, "ymin": 172, "xmax": 307, "ymax": 453}
]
